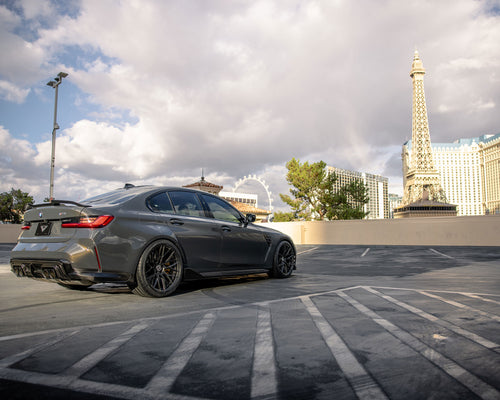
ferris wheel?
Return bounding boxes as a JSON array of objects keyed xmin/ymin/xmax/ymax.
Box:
[{"xmin": 233, "ymin": 175, "xmax": 273, "ymax": 212}]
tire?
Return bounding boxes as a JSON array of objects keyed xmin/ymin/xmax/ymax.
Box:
[
  {"xmin": 133, "ymin": 240, "xmax": 183, "ymax": 298},
  {"xmin": 270, "ymin": 241, "xmax": 296, "ymax": 278}
]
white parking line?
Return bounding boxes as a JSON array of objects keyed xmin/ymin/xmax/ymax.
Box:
[
  {"xmin": 338, "ymin": 290, "xmax": 500, "ymax": 400},
  {"xmin": 364, "ymin": 287, "xmax": 499, "ymax": 350},
  {"xmin": 301, "ymin": 296, "xmax": 388, "ymax": 400},
  {"xmin": 462, "ymin": 293, "xmax": 500, "ymax": 306},
  {"xmin": 0, "ymin": 287, "xmax": 364, "ymax": 344},
  {"xmin": 146, "ymin": 311, "xmax": 216, "ymax": 396},
  {"xmin": 0, "ymin": 329, "xmax": 80, "ymax": 368},
  {"xmin": 297, "ymin": 246, "xmax": 319, "ymax": 255},
  {"xmin": 1, "ymin": 285, "xmax": 497, "ymax": 345},
  {"xmin": 0, "ymin": 285, "xmax": 498, "ymax": 400},
  {"xmin": 429, "ymin": 248, "xmax": 455, "ymax": 259},
  {"xmin": 0, "ymin": 367, "xmax": 199, "ymax": 400},
  {"xmin": 361, "ymin": 248, "xmax": 370, "ymax": 257},
  {"xmin": 419, "ymin": 291, "xmax": 500, "ymax": 323},
  {"xmin": 251, "ymin": 305, "xmax": 277, "ymax": 399},
  {"xmin": 367, "ymin": 286, "xmax": 500, "ymax": 298},
  {"xmin": 62, "ymin": 321, "xmax": 150, "ymax": 378}
]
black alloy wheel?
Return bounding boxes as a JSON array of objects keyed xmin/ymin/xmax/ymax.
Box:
[
  {"xmin": 133, "ymin": 240, "xmax": 183, "ymax": 297},
  {"xmin": 270, "ymin": 241, "xmax": 296, "ymax": 278}
]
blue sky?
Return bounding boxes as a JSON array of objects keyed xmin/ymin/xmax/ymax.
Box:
[{"xmin": 1, "ymin": 0, "xmax": 500, "ymax": 207}]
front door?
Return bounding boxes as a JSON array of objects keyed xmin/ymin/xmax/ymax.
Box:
[{"xmin": 199, "ymin": 194, "xmax": 268, "ymax": 269}]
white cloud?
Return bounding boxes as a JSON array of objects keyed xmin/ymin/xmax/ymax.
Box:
[
  {"xmin": 0, "ymin": 126, "xmax": 46, "ymax": 200},
  {"xmin": 0, "ymin": 6, "xmax": 47, "ymax": 84},
  {"xmin": 0, "ymin": 4, "xmax": 21, "ymax": 28},
  {"xmin": 18, "ymin": 0, "xmax": 54, "ymax": 20},
  {"xmin": 1, "ymin": 0, "xmax": 499, "ymax": 205},
  {"xmin": 0, "ymin": 80, "xmax": 30, "ymax": 103}
]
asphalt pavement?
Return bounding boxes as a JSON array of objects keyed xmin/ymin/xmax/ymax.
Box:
[{"xmin": 0, "ymin": 244, "xmax": 499, "ymax": 399}]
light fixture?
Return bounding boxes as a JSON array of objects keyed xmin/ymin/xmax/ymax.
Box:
[{"xmin": 47, "ymin": 72, "xmax": 68, "ymax": 201}]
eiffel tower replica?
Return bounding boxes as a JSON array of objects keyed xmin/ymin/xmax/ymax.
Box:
[{"xmin": 394, "ymin": 51, "xmax": 456, "ymax": 218}]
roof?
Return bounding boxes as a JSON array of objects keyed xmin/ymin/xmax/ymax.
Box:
[
  {"xmin": 227, "ymin": 200, "xmax": 271, "ymax": 215},
  {"xmin": 404, "ymin": 133, "xmax": 500, "ymax": 150},
  {"xmin": 183, "ymin": 177, "xmax": 223, "ymax": 190},
  {"xmin": 402, "ymin": 198, "xmax": 457, "ymax": 208}
]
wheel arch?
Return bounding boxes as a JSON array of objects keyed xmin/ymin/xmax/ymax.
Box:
[
  {"xmin": 130, "ymin": 235, "xmax": 188, "ymax": 283},
  {"xmin": 269, "ymin": 238, "xmax": 296, "ymax": 278}
]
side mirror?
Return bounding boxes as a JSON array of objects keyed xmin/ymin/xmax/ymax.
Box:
[{"xmin": 245, "ymin": 214, "xmax": 256, "ymax": 224}]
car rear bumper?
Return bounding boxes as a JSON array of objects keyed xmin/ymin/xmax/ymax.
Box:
[{"xmin": 10, "ymin": 258, "xmax": 131, "ymax": 285}]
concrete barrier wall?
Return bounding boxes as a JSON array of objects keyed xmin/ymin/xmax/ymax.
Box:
[
  {"xmin": 1, "ymin": 216, "xmax": 499, "ymax": 246},
  {"xmin": 262, "ymin": 215, "xmax": 500, "ymax": 246},
  {"xmin": 0, "ymin": 224, "xmax": 21, "ymax": 243}
]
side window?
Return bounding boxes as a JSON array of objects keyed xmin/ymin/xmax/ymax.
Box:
[
  {"xmin": 147, "ymin": 192, "xmax": 174, "ymax": 213},
  {"xmin": 169, "ymin": 191, "xmax": 205, "ymax": 218},
  {"xmin": 201, "ymin": 194, "xmax": 242, "ymax": 223}
]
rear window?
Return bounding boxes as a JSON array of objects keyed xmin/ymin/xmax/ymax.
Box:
[
  {"xmin": 147, "ymin": 192, "xmax": 174, "ymax": 213},
  {"xmin": 81, "ymin": 191, "xmax": 136, "ymax": 205}
]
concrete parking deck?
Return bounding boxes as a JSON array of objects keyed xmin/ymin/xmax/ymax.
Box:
[{"xmin": 0, "ymin": 245, "xmax": 499, "ymax": 399}]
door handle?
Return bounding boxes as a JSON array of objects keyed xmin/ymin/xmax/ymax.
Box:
[
  {"xmin": 170, "ymin": 219, "xmax": 184, "ymax": 226},
  {"xmin": 221, "ymin": 226, "xmax": 231, "ymax": 232}
]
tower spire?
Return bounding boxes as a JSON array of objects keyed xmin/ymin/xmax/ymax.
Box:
[{"xmin": 401, "ymin": 51, "xmax": 448, "ymax": 205}]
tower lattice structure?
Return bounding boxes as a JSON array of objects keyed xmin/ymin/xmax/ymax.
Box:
[{"xmin": 402, "ymin": 51, "xmax": 447, "ymax": 205}]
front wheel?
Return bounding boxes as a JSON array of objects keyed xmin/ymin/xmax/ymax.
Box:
[
  {"xmin": 269, "ymin": 241, "xmax": 296, "ymax": 278},
  {"xmin": 133, "ymin": 240, "xmax": 183, "ymax": 298}
]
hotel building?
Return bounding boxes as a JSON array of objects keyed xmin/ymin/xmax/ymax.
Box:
[
  {"xmin": 402, "ymin": 133, "xmax": 500, "ymax": 216},
  {"xmin": 327, "ymin": 166, "xmax": 389, "ymax": 219}
]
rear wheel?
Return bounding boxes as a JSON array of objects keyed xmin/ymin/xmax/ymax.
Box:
[
  {"xmin": 269, "ymin": 241, "xmax": 295, "ymax": 278},
  {"xmin": 133, "ymin": 240, "xmax": 183, "ymax": 298}
]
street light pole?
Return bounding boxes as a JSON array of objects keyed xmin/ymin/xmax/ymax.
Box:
[{"xmin": 47, "ymin": 72, "xmax": 68, "ymax": 201}]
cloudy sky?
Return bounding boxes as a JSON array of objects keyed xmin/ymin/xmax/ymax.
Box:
[{"xmin": 1, "ymin": 0, "xmax": 499, "ymax": 210}]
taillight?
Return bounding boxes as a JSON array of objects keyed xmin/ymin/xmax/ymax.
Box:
[
  {"xmin": 21, "ymin": 222, "xmax": 31, "ymax": 230},
  {"xmin": 61, "ymin": 215, "xmax": 114, "ymax": 228}
]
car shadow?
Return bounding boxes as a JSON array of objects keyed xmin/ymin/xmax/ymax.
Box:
[{"xmin": 88, "ymin": 273, "xmax": 270, "ymax": 296}]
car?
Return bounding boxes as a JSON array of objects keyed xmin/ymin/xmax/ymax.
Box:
[{"xmin": 10, "ymin": 185, "xmax": 296, "ymax": 297}]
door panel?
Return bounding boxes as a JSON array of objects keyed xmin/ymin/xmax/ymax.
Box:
[
  {"xmin": 168, "ymin": 215, "xmax": 221, "ymax": 271},
  {"xmin": 150, "ymin": 191, "xmax": 222, "ymax": 271},
  {"xmin": 199, "ymin": 193, "xmax": 268, "ymax": 268},
  {"xmin": 220, "ymin": 223, "xmax": 268, "ymax": 267}
]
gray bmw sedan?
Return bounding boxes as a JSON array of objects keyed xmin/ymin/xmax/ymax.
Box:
[{"xmin": 10, "ymin": 185, "xmax": 296, "ymax": 297}]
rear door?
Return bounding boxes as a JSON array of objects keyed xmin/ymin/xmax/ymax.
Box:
[{"xmin": 158, "ymin": 190, "xmax": 221, "ymax": 271}]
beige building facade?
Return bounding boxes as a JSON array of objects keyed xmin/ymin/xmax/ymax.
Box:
[
  {"xmin": 403, "ymin": 133, "xmax": 500, "ymax": 216},
  {"xmin": 481, "ymin": 134, "xmax": 500, "ymax": 214}
]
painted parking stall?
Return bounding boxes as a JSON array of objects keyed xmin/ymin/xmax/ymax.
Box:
[{"xmin": 0, "ymin": 285, "xmax": 499, "ymax": 400}]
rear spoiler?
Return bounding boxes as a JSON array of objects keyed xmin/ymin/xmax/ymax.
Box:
[{"xmin": 27, "ymin": 200, "xmax": 91, "ymax": 210}]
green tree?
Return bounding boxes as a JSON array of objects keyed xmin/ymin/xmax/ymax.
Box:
[
  {"xmin": 322, "ymin": 180, "xmax": 370, "ymax": 220},
  {"xmin": 0, "ymin": 189, "xmax": 34, "ymax": 223},
  {"xmin": 279, "ymin": 158, "xmax": 369, "ymax": 220},
  {"xmin": 280, "ymin": 158, "xmax": 326, "ymax": 220},
  {"xmin": 272, "ymin": 211, "xmax": 296, "ymax": 222}
]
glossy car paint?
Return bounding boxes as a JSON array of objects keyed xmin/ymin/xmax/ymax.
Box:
[{"xmin": 10, "ymin": 186, "xmax": 295, "ymax": 293}]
